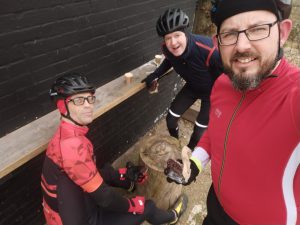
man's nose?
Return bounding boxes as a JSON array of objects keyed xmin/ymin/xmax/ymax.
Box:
[
  {"xmin": 235, "ymin": 32, "xmax": 251, "ymax": 51},
  {"xmin": 170, "ymin": 37, "xmax": 177, "ymax": 45}
]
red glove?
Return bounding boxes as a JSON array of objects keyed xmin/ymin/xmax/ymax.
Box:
[
  {"xmin": 128, "ymin": 196, "xmax": 145, "ymax": 214},
  {"xmin": 119, "ymin": 168, "xmax": 127, "ymax": 181},
  {"xmin": 119, "ymin": 162, "xmax": 148, "ymax": 184}
]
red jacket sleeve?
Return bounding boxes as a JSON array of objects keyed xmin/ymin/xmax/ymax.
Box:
[{"xmin": 60, "ymin": 136, "xmax": 103, "ymax": 192}]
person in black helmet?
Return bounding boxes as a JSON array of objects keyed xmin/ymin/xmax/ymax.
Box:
[
  {"xmin": 142, "ymin": 8, "xmax": 223, "ymax": 150},
  {"xmin": 167, "ymin": 0, "xmax": 299, "ymax": 225},
  {"xmin": 41, "ymin": 73, "xmax": 188, "ymax": 225}
]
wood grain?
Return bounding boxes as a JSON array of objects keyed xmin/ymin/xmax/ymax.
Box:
[{"xmin": 0, "ymin": 57, "xmax": 172, "ymax": 179}]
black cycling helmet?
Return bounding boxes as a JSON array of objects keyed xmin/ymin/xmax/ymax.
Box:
[
  {"xmin": 50, "ymin": 73, "xmax": 95, "ymax": 101},
  {"xmin": 156, "ymin": 8, "xmax": 189, "ymax": 37},
  {"xmin": 211, "ymin": 0, "xmax": 292, "ymax": 30},
  {"xmin": 49, "ymin": 73, "xmax": 95, "ymax": 126}
]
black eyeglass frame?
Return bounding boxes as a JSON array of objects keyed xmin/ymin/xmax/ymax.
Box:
[
  {"xmin": 217, "ymin": 20, "xmax": 279, "ymax": 46},
  {"xmin": 67, "ymin": 96, "xmax": 96, "ymax": 106}
]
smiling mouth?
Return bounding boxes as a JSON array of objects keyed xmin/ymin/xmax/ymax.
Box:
[{"xmin": 235, "ymin": 57, "xmax": 256, "ymax": 63}]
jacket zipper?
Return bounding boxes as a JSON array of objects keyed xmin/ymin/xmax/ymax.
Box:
[{"xmin": 217, "ymin": 92, "xmax": 246, "ymax": 202}]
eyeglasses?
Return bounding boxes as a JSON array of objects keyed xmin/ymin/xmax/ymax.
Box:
[
  {"xmin": 67, "ymin": 96, "xmax": 96, "ymax": 106},
  {"xmin": 217, "ymin": 21, "xmax": 278, "ymax": 46}
]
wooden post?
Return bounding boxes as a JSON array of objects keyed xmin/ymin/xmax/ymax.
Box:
[{"xmin": 137, "ymin": 135, "xmax": 182, "ymax": 210}]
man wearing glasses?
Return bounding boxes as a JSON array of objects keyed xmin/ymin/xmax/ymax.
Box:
[
  {"xmin": 167, "ymin": 0, "xmax": 300, "ymax": 224},
  {"xmin": 41, "ymin": 73, "xmax": 187, "ymax": 225}
]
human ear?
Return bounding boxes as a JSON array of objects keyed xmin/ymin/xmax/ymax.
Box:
[
  {"xmin": 57, "ymin": 99, "xmax": 67, "ymax": 115},
  {"xmin": 279, "ymin": 19, "xmax": 292, "ymax": 47}
]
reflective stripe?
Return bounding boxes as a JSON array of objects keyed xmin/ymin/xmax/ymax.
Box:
[
  {"xmin": 190, "ymin": 156, "xmax": 202, "ymax": 172},
  {"xmin": 41, "ymin": 175, "xmax": 56, "ymax": 191},
  {"xmin": 282, "ymin": 142, "xmax": 300, "ymax": 225},
  {"xmin": 195, "ymin": 42, "xmax": 215, "ymax": 66},
  {"xmin": 195, "ymin": 121, "xmax": 208, "ymax": 128},
  {"xmin": 41, "ymin": 182, "xmax": 57, "ymax": 198},
  {"xmin": 43, "ymin": 199, "xmax": 62, "ymax": 225},
  {"xmin": 195, "ymin": 41, "xmax": 213, "ymax": 51},
  {"xmin": 81, "ymin": 172, "xmax": 103, "ymax": 193},
  {"xmin": 169, "ymin": 109, "xmax": 181, "ymax": 117},
  {"xmin": 206, "ymin": 46, "xmax": 216, "ymax": 67}
]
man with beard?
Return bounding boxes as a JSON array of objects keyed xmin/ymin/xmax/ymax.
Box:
[
  {"xmin": 166, "ymin": 0, "xmax": 300, "ymax": 224},
  {"xmin": 142, "ymin": 8, "xmax": 223, "ymax": 150}
]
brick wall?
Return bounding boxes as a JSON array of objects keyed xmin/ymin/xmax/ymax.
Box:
[
  {"xmin": 0, "ymin": 72, "xmax": 182, "ymax": 225},
  {"xmin": 89, "ymin": 73, "xmax": 182, "ymax": 167},
  {"xmin": 0, "ymin": 0, "xmax": 196, "ymax": 224},
  {"xmin": 0, "ymin": 0, "xmax": 196, "ymax": 137},
  {"xmin": 0, "ymin": 154, "xmax": 45, "ymax": 225}
]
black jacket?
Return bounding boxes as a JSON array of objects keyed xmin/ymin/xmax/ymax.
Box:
[{"xmin": 153, "ymin": 33, "xmax": 223, "ymax": 96}]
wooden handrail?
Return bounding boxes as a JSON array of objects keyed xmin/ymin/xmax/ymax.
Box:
[{"xmin": 0, "ymin": 58, "xmax": 171, "ymax": 179}]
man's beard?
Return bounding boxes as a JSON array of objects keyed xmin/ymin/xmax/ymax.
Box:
[{"xmin": 223, "ymin": 51, "xmax": 278, "ymax": 91}]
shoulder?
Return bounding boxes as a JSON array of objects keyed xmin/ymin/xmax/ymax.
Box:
[
  {"xmin": 213, "ymin": 74, "xmax": 232, "ymax": 92},
  {"xmin": 276, "ymin": 58, "xmax": 299, "ymax": 80},
  {"xmin": 288, "ymin": 66, "xmax": 300, "ymax": 134},
  {"xmin": 192, "ymin": 35, "xmax": 219, "ymax": 64},
  {"xmin": 273, "ymin": 58, "xmax": 300, "ymax": 134},
  {"xmin": 191, "ymin": 33, "xmax": 212, "ymax": 42},
  {"xmin": 285, "ymin": 72, "xmax": 300, "ymax": 136},
  {"xmin": 215, "ymin": 73, "xmax": 229, "ymax": 83},
  {"xmin": 277, "ymin": 59, "xmax": 300, "ymax": 95},
  {"xmin": 60, "ymin": 136, "xmax": 91, "ymax": 157},
  {"xmin": 192, "ymin": 34, "xmax": 214, "ymax": 48}
]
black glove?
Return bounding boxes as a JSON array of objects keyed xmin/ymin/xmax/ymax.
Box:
[
  {"xmin": 141, "ymin": 72, "xmax": 158, "ymax": 88},
  {"xmin": 125, "ymin": 161, "xmax": 148, "ymax": 184},
  {"xmin": 183, "ymin": 159, "xmax": 200, "ymax": 185},
  {"xmin": 165, "ymin": 159, "xmax": 199, "ymax": 186},
  {"xmin": 119, "ymin": 162, "xmax": 148, "ymax": 184}
]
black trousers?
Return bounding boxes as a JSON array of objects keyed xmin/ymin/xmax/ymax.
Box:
[
  {"xmin": 99, "ymin": 200, "xmax": 174, "ymax": 225},
  {"xmin": 166, "ymin": 84, "xmax": 210, "ymax": 149},
  {"xmin": 58, "ymin": 163, "xmax": 175, "ymax": 225},
  {"xmin": 88, "ymin": 164, "xmax": 175, "ymax": 225},
  {"xmin": 203, "ymin": 185, "xmax": 239, "ymax": 225}
]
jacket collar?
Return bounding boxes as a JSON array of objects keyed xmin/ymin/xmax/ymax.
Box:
[{"xmin": 60, "ymin": 120, "xmax": 89, "ymax": 136}]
